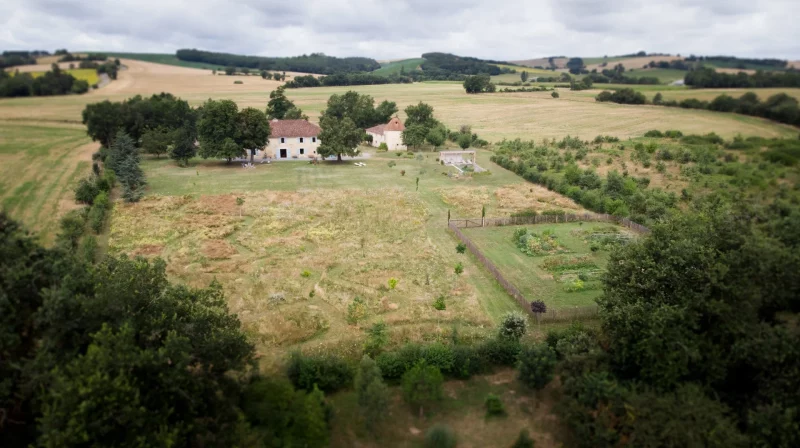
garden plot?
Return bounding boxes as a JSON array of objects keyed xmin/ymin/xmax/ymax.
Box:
[
  {"xmin": 109, "ymin": 188, "xmax": 494, "ymax": 367},
  {"xmin": 461, "ymin": 222, "xmax": 636, "ymax": 310}
]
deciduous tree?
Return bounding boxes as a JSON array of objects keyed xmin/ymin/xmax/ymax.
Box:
[
  {"xmin": 238, "ymin": 107, "xmax": 270, "ymax": 163},
  {"xmin": 317, "ymin": 116, "xmax": 361, "ymax": 161}
]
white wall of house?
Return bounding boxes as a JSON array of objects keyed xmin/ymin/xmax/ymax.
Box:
[
  {"xmin": 367, "ymin": 131, "xmax": 406, "ymax": 150},
  {"xmin": 262, "ymin": 136, "xmax": 320, "ymax": 159}
]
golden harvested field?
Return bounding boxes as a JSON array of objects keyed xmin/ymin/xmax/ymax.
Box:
[
  {"xmin": 1, "ymin": 59, "xmax": 795, "ymax": 141},
  {"xmin": 584, "ymin": 55, "xmax": 683, "ymax": 71},
  {"xmin": 654, "ymin": 87, "xmax": 800, "ymax": 102}
]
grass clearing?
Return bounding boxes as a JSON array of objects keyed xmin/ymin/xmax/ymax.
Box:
[
  {"xmin": 462, "ymin": 222, "xmax": 633, "ymax": 309},
  {"xmin": 373, "ymin": 58, "xmax": 425, "ymax": 75},
  {"xmin": 0, "ymin": 121, "xmax": 96, "ymax": 243}
]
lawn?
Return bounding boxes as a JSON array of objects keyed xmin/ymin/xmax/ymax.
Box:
[
  {"xmin": 461, "ymin": 222, "xmax": 634, "ymax": 310},
  {"xmin": 0, "ymin": 121, "xmax": 96, "ymax": 243}
]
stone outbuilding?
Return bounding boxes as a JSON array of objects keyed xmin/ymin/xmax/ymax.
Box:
[{"xmin": 366, "ymin": 117, "xmax": 407, "ymax": 151}]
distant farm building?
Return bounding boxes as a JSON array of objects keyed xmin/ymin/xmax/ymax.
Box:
[
  {"xmin": 366, "ymin": 117, "xmax": 406, "ymax": 151},
  {"xmin": 266, "ymin": 119, "xmax": 321, "ymax": 159},
  {"xmin": 439, "ymin": 150, "xmax": 486, "ymax": 173}
]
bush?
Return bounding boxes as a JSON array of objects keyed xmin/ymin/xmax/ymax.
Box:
[
  {"xmin": 421, "ymin": 343, "xmax": 455, "ymax": 374},
  {"xmin": 478, "ymin": 337, "xmax": 521, "ymax": 367},
  {"xmin": 451, "ymin": 345, "xmax": 488, "ymax": 379},
  {"xmin": 485, "ymin": 393, "xmax": 506, "ymax": 417},
  {"xmin": 424, "ymin": 424, "xmax": 457, "ymax": 448},
  {"xmin": 433, "ymin": 296, "xmax": 446, "ymax": 310},
  {"xmin": 388, "ymin": 161, "xmax": 397, "ymax": 167},
  {"xmin": 455, "ymin": 242, "xmax": 466, "ymax": 254},
  {"xmin": 388, "ymin": 278, "xmax": 398, "ymax": 290},
  {"xmin": 233, "ymin": 80, "xmax": 243, "ymax": 84},
  {"xmin": 300, "ymin": 269, "xmax": 311, "ymax": 277},
  {"xmin": 551, "ymin": 91, "xmax": 559, "ymax": 99},
  {"xmin": 57, "ymin": 209, "xmax": 86, "ymax": 248},
  {"xmin": 364, "ymin": 321, "xmax": 388, "ymax": 357},
  {"xmin": 498, "ymin": 311, "xmax": 528, "ymax": 340},
  {"xmin": 511, "ymin": 430, "xmax": 536, "ymax": 448},
  {"xmin": 518, "ymin": 343, "xmax": 557, "ymax": 390},
  {"xmin": 378, "ymin": 142, "xmax": 388, "ymax": 151},
  {"xmin": 347, "ymin": 296, "xmax": 368, "ymax": 324},
  {"xmin": 402, "ymin": 361, "xmax": 443, "ymax": 417},
  {"xmin": 355, "ymin": 356, "xmax": 390, "ymax": 432},
  {"xmin": 287, "ymin": 352, "xmax": 353, "ymax": 393},
  {"xmin": 530, "ymin": 300, "xmax": 547, "ymax": 314},
  {"xmin": 74, "ymin": 177, "xmax": 99, "ymax": 204},
  {"xmin": 454, "ymin": 262, "xmax": 464, "ymax": 275},
  {"xmin": 79, "ymin": 234, "xmax": 97, "ymax": 262},
  {"xmin": 644, "ymin": 130, "xmax": 664, "ymax": 138}
]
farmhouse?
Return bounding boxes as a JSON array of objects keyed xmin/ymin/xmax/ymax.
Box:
[
  {"xmin": 366, "ymin": 117, "xmax": 407, "ymax": 151},
  {"xmin": 267, "ymin": 119, "xmax": 321, "ymax": 159}
]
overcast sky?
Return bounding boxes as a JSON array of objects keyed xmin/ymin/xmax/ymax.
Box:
[{"xmin": 2, "ymin": 0, "xmax": 798, "ymax": 61}]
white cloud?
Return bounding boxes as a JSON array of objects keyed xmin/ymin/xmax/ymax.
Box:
[{"xmin": 1, "ymin": 0, "xmax": 798, "ymax": 60}]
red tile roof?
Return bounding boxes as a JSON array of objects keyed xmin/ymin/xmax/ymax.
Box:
[
  {"xmin": 270, "ymin": 119, "xmax": 321, "ymax": 138},
  {"xmin": 366, "ymin": 117, "xmax": 404, "ymax": 135}
]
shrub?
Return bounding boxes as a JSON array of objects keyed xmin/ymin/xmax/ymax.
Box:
[
  {"xmin": 451, "ymin": 345, "xmax": 487, "ymax": 379},
  {"xmin": 347, "ymin": 296, "xmax": 368, "ymax": 324},
  {"xmin": 388, "ymin": 278, "xmax": 398, "ymax": 290},
  {"xmin": 388, "ymin": 161, "xmax": 396, "ymax": 167},
  {"xmin": 233, "ymin": 80, "xmax": 243, "ymax": 84},
  {"xmin": 400, "ymin": 170, "xmax": 406, "ymax": 176},
  {"xmin": 518, "ymin": 343, "xmax": 557, "ymax": 390},
  {"xmin": 511, "ymin": 430, "xmax": 535, "ymax": 448},
  {"xmin": 375, "ymin": 351, "xmax": 406, "ymax": 380},
  {"xmin": 485, "ymin": 393, "xmax": 506, "ymax": 417},
  {"xmin": 664, "ymin": 130, "xmax": 683, "ymax": 138},
  {"xmin": 74, "ymin": 177, "xmax": 99, "ymax": 204},
  {"xmin": 287, "ymin": 352, "xmax": 353, "ymax": 393},
  {"xmin": 402, "ymin": 361, "xmax": 443, "ymax": 417},
  {"xmin": 454, "ymin": 262, "xmax": 464, "ymax": 275},
  {"xmin": 551, "ymin": 91, "xmax": 559, "ymax": 98},
  {"xmin": 433, "ymin": 296, "xmax": 446, "ymax": 310},
  {"xmin": 530, "ymin": 300, "xmax": 547, "ymax": 314},
  {"xmin": 364, "ymin": 321, "xmax": 388, "ymax": 357},
  {"xmin": 378, "ymin": 142, "xmax": 388, "ymax": 151},
  {"xmin": 421, "ymin": 343, "xmax": 455, "ymax": 374},
  {"xmin": 79, "ymin": 234, "xmax": 97, "ymax": 262},
  {"xmin": 455, "ymin": 242, "xmax": 466, "ymax": 254},
  {"xmin": 564, "ymin": 279, "xmax": 585, "ymax": 292},
  {"xmin": 88, "ymin": 204, "xmax": 106, "ymax": 234},
  {"xmin": 57, "ymin": 209, "xmax": 86, "ymax": 248},
  {"xmin": 498, "ymin": 311, "xmax": 528, "ymax": 340},
  {"xmin": 301, "ymin": 269, "xmax": 311, "ymax": 277},
  {"xmin": 644, "ymin": 130, "xmax": 664, "ymax": 138},
  {"xmin": 478, "ymin": 337, "xmax": 521, "ymax": 366},
  {"xmin": 424, "ymin": 424, "xmax": 457, "ymax": 448}
]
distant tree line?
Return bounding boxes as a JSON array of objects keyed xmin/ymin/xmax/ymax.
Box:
[
  {"xmin": 58, "ymin": 52, "xmax": 108, "ymax": 63},
  {"xmin": 0, "ymin": 51, "xmax": 39, "ymax": 68},
  {"xmin": 685, "ymin": 54, "xmax": 788, "ymax": 69},
  {"xmin": 285, "ymin": 72, "xmax": 413, "ymax": 88},
  {"xmin": 646, "ymin": 59, "xmax": 693, "ymax": 70},
  {"xmin": 685, "ymin": 67, "xmax": 800, "ymax": 88},
  {"xmin": 595, "ymin": 87, "xmax": 800, "ymax": 127},
  {"xmin": 0, "ymin": 64, "xmax": 89, "ymax": 97},
  {"xmin": 420, "ymin": 52, "xmax": 504, "ymax": 76},
  {"xmin": 176, "ymin": 48, "xmax": 380, "ymax": 74}
]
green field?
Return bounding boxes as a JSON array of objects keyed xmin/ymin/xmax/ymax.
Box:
[
  {"xmin": 373, "ymin": 58, "xmax": 425, "ymax": 75},
  {"xmin": 462, "ymin": 223, "xmax": 629, "ymax": 310},
  {"xmin": 0, "ymin": 122, "xmax": 94, "ymax": 243},
  {"xmin": 101, "ymin": 52, "xmax": 227, "ymax": 71},
  {"xmin": 629, "ymin": 68, "xmax": 686, "ymax": 83},
  {"xmin": 582, "ymin": 56, "xmax": 629, "ymax": 66}
]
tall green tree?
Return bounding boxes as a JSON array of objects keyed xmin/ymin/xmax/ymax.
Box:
[
  {"xmin": 237, "ymin": 107, "xmax": 270, "ymax": 163},
  {"xmin": 402, "ymin": 124, "xmax": 428, "ymax": 149},
  {"xmin": 322, "ymin": 91, "xmax": 395, "ymax": 128},
  {"xmin": 198, "ymin": 99, "xmax": 241, "ymax": 162},
  {"xmin": 404, "ymin": 102, "xmax": 437, "ymax": 129},
  {"xmin": 463, "ymin": 74, "xmax": 495, "ymax": 94},
  {"xmin": 425, "ymin": 126, "xmax": 446, "ymax": 149},
  {"xmin": 168, "ymin": 127, "xmax": 197, "ymax": 167},
  {"xmin": 82, "ymin": 100, "xmax": 125, "ymax": 147},
  {"xmin": 266, "ymin": 86, "xmax": 302, "ymax": 119},
  {"xmin": 317, "ymin": 116, "xmax": 362, "ymax": 161},
  {"xmin": 402, "ymin": 361, "xmax": 443, "ymax": 418},
  {"xmin": 355, "ymin": 356, "xmax": 390, "ymax": 431},
  {"xmin": 140, "ymin": 126, "xmax": 173, "ymax": 158},
  {"xmin": 521, "ymin": 71, "xmax": 529, "ymax": 82}
]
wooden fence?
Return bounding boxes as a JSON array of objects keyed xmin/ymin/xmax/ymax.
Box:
[
  {"xmin": 447, "ymin": 213, "xmax": 649, "ymax": 322},
  {"xmin": 449, "ymin": 213, "xmax": 650, "ymax": 234}
]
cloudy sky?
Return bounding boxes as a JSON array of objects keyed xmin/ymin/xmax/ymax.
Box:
[{"xmin": 2, "ymin": 0, "xmax": 798, "ymax": 61}]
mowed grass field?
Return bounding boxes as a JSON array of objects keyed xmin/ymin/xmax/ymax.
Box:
[
  {"xmin": 462, "ymin": 223, "xmax": 631, "ymax": 310},
  {"xmin": 0, "ymin": 122, "xmax": 96, "ymax": 243},
  {"xmin": 109, "ymin": 150, "xmax": 594, "ymax": 368}
]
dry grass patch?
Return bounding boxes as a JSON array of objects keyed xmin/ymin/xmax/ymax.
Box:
[
  {"xmin": 109, "ymin": 188, "xmax": 493, "ymax": 367},
  {"xmin": 494, "ymin": 184, "xmax": 586, "ymax": 215}
]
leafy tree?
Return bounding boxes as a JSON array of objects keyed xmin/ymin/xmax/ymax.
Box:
[
  {"xmin": 355, "ymin": 355, "xmax": 390, "ymax": 431},
  {"xmin": 322, "ymin": 91, "xmax": 393, "ymax": 128},
  {"xmin": 424, "ymin": 424, "xmax": 457, "ymax": 448},
  {"xmin": 402, "ymin": 361, "xmax": 443, "ymax": 417},
  {"xmin": 198, "ymin": 99, "xmax": 241, "ymax": 162},
  {"xmin": 402, "ymin": 124, "xmax": 428, "ymax": 149},
  {"xmin": 266, "ymin": 86, "xmax": 296, "ymax": 119},
  {"xmin": 517, "ymin": 343, "xmax": 557, "ymax": 390},
  {"xmin": 0, "ymin": 215, "xmax": 259, "ymax": 446},
  {"xmin": 224, "ymin": 65, "xmax": 236, "ymax": 75},
  {"xmin": 652, "ymin": 92, "xmax": 663, "ymax": 105},
  {"xmin": 521, "ymin": 71, "xmax": 529, "ymax": 82},
  {"xmin": 364, "ymin": 321, "xmax": 389, "ymax": 357},
  {"xmin": 566, "ymin": 57, "xmax": 585, "ymax": 74},
  {"xmin": 511, "ymin": 430, "xmax": 535, "ymax": 448},
  {"xmin": 284, "ymin": 106, "xmax": 309, "ymax": 120},
  {"xmin": 425, "ymin": 126, "xmax": 446, "ymax": 149},
  {"xmin": 82, "ymin": 100, "xmax": 125, "ymax": 147},
  {"xmin": 404, "ymin": 102, "xmax": 437, "ymax": 129},
  {"xmin": 463, "ymin": 74, "xmax": 495, "ymax": 93},
  {"xmin": 168, "ymin": 127, "xmax": 197, "ymax": 167},
  {"xmin": 317, "ymin": 115, "xmax": 362, "ymax": 161},
  {"xmin": 237, "ymin": 107, "xmax": 270, "ymax": 163},
  {"xmin": 498, "ymin": 311, "xmax": 528, "ymax": 340},
  {"xmin": 141, "ymin": 126, "xmax": 173, "ymax": 158},
  {"xmin": 551, "ymin": 91, "xmax": 559, "ymax": 99},
  {"xmin": 457, "ymin": 133, "xmax": 472, "ymax": 149}
]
